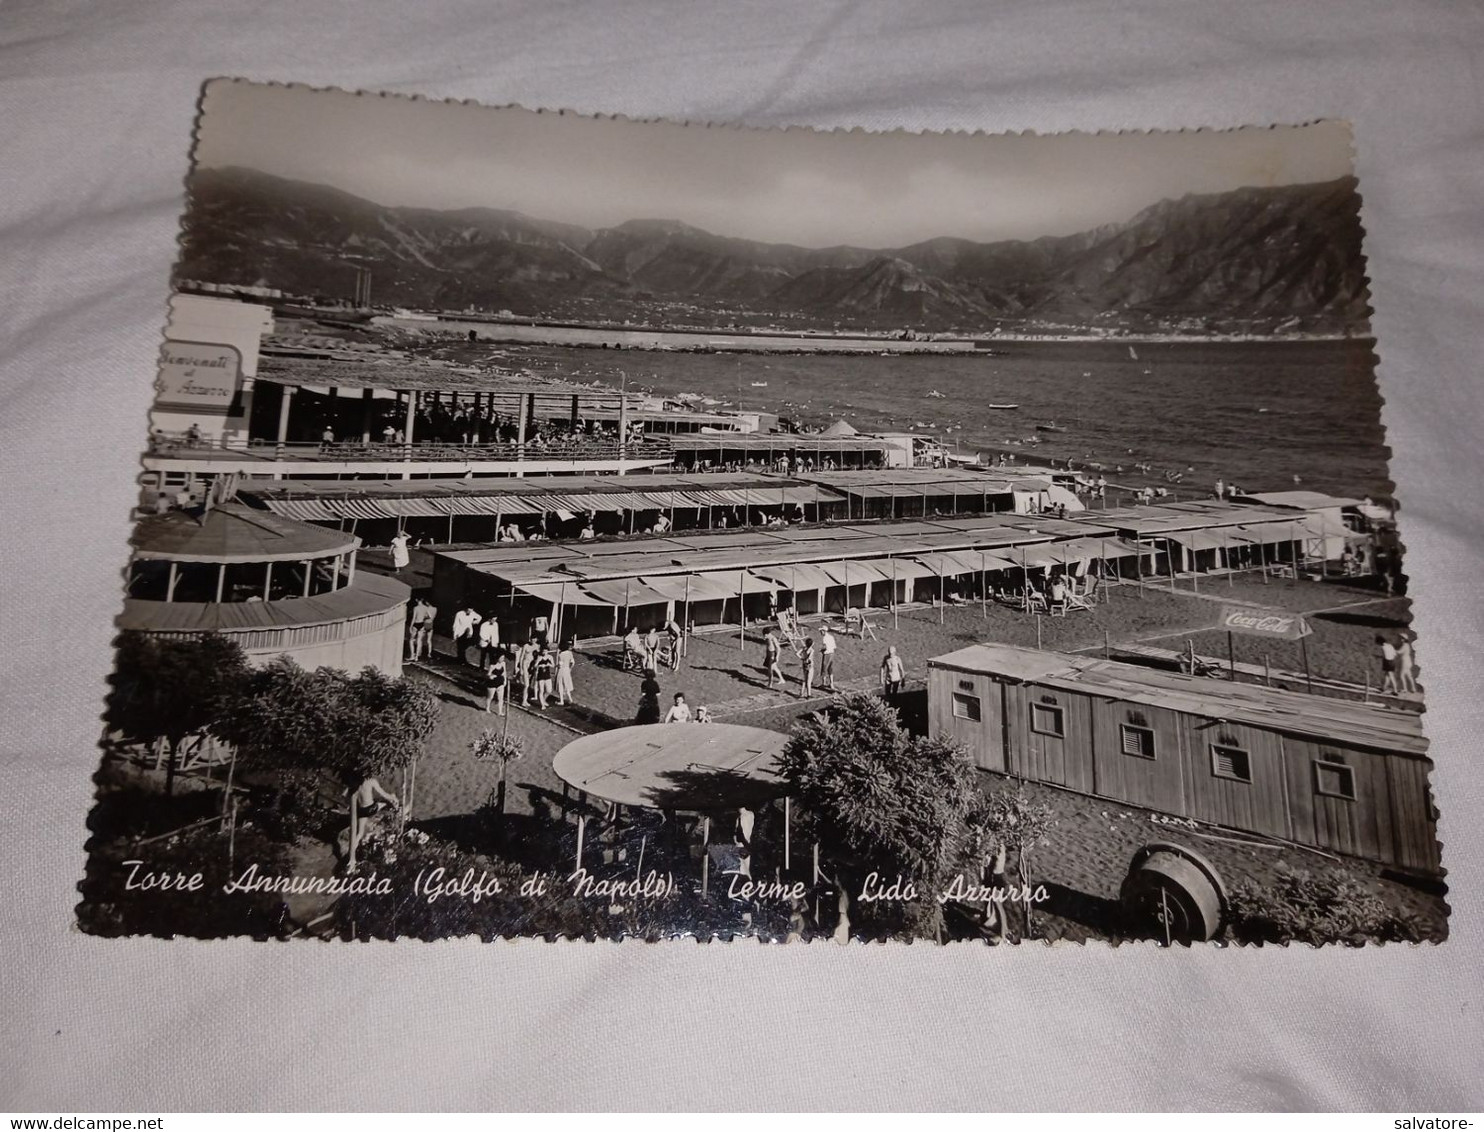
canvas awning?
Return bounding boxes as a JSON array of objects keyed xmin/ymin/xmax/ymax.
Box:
[
  {"xmin": 750, "ymin": 563, "xmax": 837, "ymax": 591},
  {"xmin": 510, "ymin": 580, "xmax": 610, "ymax": 605},
  {"xmin": 1055, "ymin": 536, "xmax": 1141, "ymax": 562},
  {"xmin": 879, "ymin": 557, "xmax": 939, "ymax": 582},
  {"xmin": 693, "ymin": 570, "xmax": 778, "ymax": 595},
  {"xmin": 640, "ymin": 574, "xmax": 737, "ymax": 603},
  {"xmin": 914, "ymin": 550, "xmax": 991, "ymax": 577},
  {"xmin": 816, "ymin": 559, "xmax": 891, "ymax": 585},
  {"xmin": 1164, "ymin": 528, "xmax": 1247, "ymax": 552}
]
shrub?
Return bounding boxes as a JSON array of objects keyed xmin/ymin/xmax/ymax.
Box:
[{"xmin": 1226, "ymin": 863, "xmax": 1430, "ymax": 946}]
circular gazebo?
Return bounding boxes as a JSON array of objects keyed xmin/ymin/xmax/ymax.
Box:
[
  {"xmin": 553, "ymin": 722, "xmax": 793, "ymax": 890},
  {"xmin": 119, "ymin": 502, "xmax": 410, "ymax": 673}
]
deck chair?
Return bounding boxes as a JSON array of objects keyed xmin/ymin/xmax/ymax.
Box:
[
  {"xmin": 842, "ymin": 608, "xmax": 879, "ymax": 640},
  {"xmin": 776, "ymin": 610, "xmax": 804, "ymax": 648}
]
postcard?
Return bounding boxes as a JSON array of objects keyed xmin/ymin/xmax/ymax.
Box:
[{"xmin": 78, "ymin": 80, "xmax": 1445, "ymax": 944}]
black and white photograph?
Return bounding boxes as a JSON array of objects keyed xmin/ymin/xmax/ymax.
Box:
[{"xmin": 79, "ymin": 79, "xmax": 1445, "ymax": 946}]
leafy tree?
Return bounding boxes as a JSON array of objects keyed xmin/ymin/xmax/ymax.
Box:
[
  {"xmin": 969, "ymin": 786, "xmax": 1057, "ymax": 940},
  {"xmin": 214, "ymin": 659, "xmax": 440, "ymax": 815},
  {"xmin": 104, "ymin": 632, "xmax": 250, "ymax": 796},
  {"xmin": 471, "ymin": 727, "xmax": 525, "ymax": 822},
  {"xmin": 778, "ymin": 692, "xmax": 982, "ymax": 940}
]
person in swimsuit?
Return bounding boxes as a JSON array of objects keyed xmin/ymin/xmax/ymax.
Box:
[
  {"xmin": 483, "ymin": 652, "xmax": 507, "ymax": 715},
  {"xmin": 533, "ymin": 647, "xmax": 556, "ymax": 709}
]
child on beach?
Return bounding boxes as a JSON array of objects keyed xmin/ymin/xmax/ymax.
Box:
[{"xmin": 799, "ymin": 637, "xmax": 816, "ymax": 698}]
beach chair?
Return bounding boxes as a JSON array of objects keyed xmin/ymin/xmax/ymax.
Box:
[
  {"xmin": 776, "ymin": 610, "xmax": 804, "ymax": 648},
  {"xmin": 842, "ymin": 608, "xmax": 879, "ymax": 640}
]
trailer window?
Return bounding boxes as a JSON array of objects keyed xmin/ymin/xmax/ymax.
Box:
[
  {"xmin": 1120, "ymin": 724, "xmax": 1156, "ymax": 759},
  {"xmin": 951, "ymin": 693, "xmax": 982, "ymax": 722},
  {"xmin": 1314, "ymin": 760, "xmax": 1357, "ymax": 800},
  {"xmin": 1030, "ymin": 703, "xmax": 1064, "ymax": 738},
  {"xmin": 1210, "ymin": 744, "xmax": 1252, "ymax": 783}
]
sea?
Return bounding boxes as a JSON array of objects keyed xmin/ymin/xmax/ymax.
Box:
[{"xmin": 507, "ymin": 337, "xmax": 1393, "ymax": 502}]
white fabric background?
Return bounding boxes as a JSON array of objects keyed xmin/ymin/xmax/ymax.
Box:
[{"xmin": 1, "ymin": 0, "xmax": 1481, "ymax": 1112}]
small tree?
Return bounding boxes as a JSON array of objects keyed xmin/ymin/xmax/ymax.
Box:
[
  {"xmin": 778, "ymin": 693, "xmax": 981, "ymax": 940},
  {"xmin": 970, "ymin": 786, "xmax": 1057, "ymax": 940},
  {"xmin": 471, "ymin": 727, "xmax": 525, "ymax": 821},
  {"xmin": 104, "ymin": 632, "xmax": 250, "ymax": 796},
  {"xmin": 214, "ymin": 659, "xmax": 439, "ymax": 840}
]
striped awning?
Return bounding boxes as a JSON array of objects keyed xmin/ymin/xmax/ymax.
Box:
[{"xmin": 257, "ymin": 498, "xmax": 341, "ymax": 522}]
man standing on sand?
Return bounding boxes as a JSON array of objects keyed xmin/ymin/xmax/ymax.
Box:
[
  {"xmin": 819, "ymin": 627, "xmax": 838, "ymax": 691},
  {"xmin": 1377, "ymin": 634, "xmax": 1401, "ymax": 696},
  {"xmin": 880, "ymin": 645, "xmax": 906, "ymax": 697}
]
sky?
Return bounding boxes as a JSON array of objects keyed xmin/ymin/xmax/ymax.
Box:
[{"xmin": 194, "ymin": 80, "xmax": 1354, "ymax": 249}]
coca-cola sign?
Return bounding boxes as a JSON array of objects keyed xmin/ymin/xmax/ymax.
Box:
[{"xmin": 1215, "ymin": 605, "xmax": 1312, "ymax": 641}]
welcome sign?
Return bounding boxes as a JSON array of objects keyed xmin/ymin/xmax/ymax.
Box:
[{"xmin": 154, "ymin": 339, "xmax": 241, "ymax": 415}]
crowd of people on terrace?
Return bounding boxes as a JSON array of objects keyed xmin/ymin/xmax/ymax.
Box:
[
  {"xmin": 679, "ymin": 454, "xmax": 886, "ymax": 474},
  {"xmin": 319, "ymin": 400, "xmax": 648, "ymax": 453}
]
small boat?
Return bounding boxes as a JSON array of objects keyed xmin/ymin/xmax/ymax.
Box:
[
  {"xmin": 1128, "ymin": 345, "xmax": 1139, "ymax": 361},
  {"xmin": 926, "ymin": 390, "xmax": 946, "ymax": 398},
  {"xmin": 985, "ymin": 403, "xmax": 1019, "ymax": 410},
  {"xmin": 750, "ymin": 381, "xmax": 769, "ymax": 387},
  {"xmin": 1036, "ymin": 422, "xmax": 1067, "ymax": 433}
]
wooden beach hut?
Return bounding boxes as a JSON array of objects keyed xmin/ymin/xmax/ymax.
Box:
[{"xmin": 927, "ymin": 644, "xmax": 1438, "ymax": 872}]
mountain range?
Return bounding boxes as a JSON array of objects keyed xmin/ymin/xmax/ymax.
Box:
[{"xmin": 175, "ymin": 165, "xmax": 1372, "ymax": 335}]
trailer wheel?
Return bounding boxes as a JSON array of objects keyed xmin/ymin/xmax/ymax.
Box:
[{"xmin": 1120, "ymin": 841, "xmax": 1227, "ymax": 944}]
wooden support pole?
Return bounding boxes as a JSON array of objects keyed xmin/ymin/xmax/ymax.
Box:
[
  {"xmin": 784, "ymin": 796, "xmax": 791, "ymax": 872},
  {"xmin": 701, "ymin": 816, "xmax": 711, "ymax": 896},
  {"xmin": 274, "ymin": 384, "xmax": 295, "ymax": 456}
]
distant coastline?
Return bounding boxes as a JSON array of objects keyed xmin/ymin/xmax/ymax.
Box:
[{"xmin": 368, "ymin": 313, "xmax": 1370, "ymax": 355}]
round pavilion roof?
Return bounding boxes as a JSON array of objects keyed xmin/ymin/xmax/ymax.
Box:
[
  {"xmin": 552, "ymin": 722, "xmax": 789, "ymax": 810},
  {"xmin": 131, "ymin": 503, "xmax": 358, "ymax": 564}
]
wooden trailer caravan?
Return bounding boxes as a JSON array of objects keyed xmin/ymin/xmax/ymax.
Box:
[{"xmin": 927, "ymin": 644, "xmax": 1438, "ymax": 872}]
